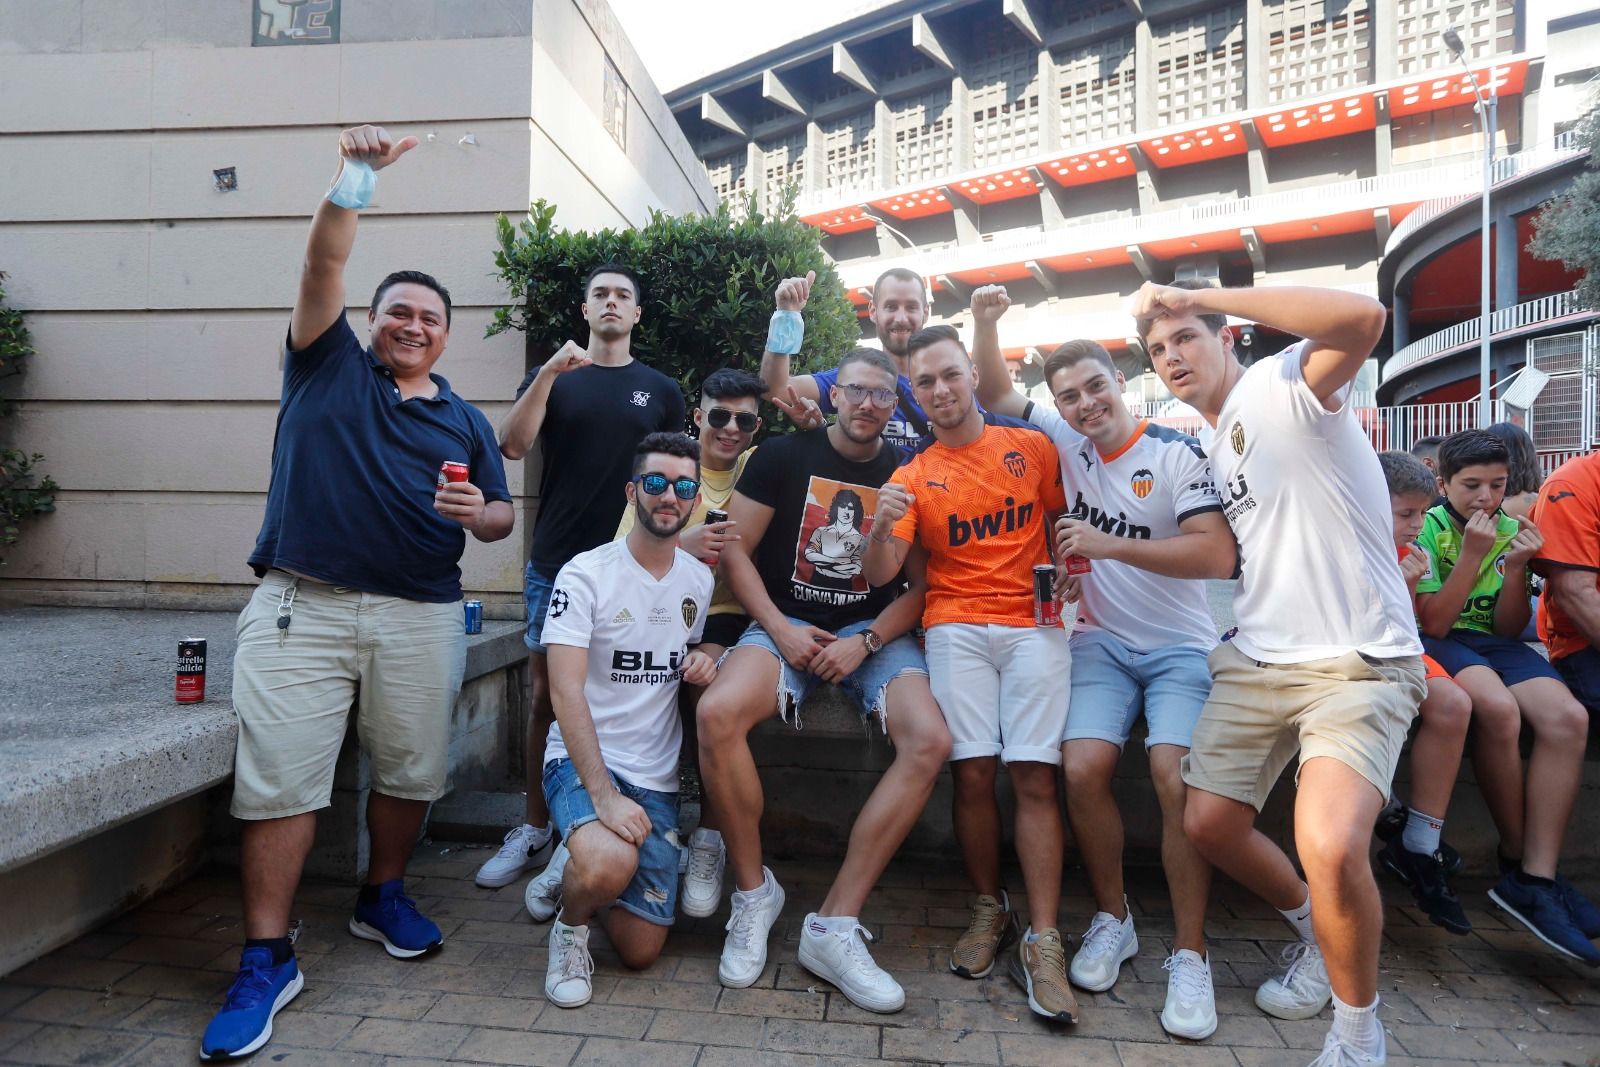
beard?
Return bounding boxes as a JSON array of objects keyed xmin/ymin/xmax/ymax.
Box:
[
  {"xmin": 836, "ymin": 412, "xmax": 887, "ymax": 445},
  {"xmin": 636, "ymin": 496, "xmax": 693, "ymax": 539}
]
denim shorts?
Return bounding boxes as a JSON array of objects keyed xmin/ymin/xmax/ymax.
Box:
[
  {"xmin": 523, "ymin": 563, "xmax": 557, "ymax": 653},
  {"xmin": 733, "ymin": 616, "xmax": 928, "ymax": 732},
  {"xmin": 542, "ymin": 758, "xmax": 680, "ymax": 927},
  {"xmin": 1064, "ymin": 629, "xmax": 1213, "ymax": 751}
]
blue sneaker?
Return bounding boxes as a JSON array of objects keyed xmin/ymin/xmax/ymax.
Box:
[
  {"xmin": 199, "ymin": 947, "xmax": 303, "ymax": 1060},
  {"xmin": 1555, "ymin": 875, "xmax": 1600, "ymax": 940},
  {"xmin": 348, "ymin": 879, "xmax": 443, "ymax": 958},
  {"xmin": 1489, "ymin": 872, "xmax": 1600, "ymax": 967}
]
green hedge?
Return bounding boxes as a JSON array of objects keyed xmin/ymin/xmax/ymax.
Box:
[{"xmin": 0, "ymin": 273, "xmax": 56, "ymax": 563}]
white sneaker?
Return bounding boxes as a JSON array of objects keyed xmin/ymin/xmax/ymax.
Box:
[
  {"xmin": 1161, "ymin": 949, "xmax": 1218, "ymax": 1040},
  {"xmin": 1256, "ymin": 941, "xmax": 1332, "ymax": 1020},
  {"xmin": 545, "ymin": 919, "xmax": 593, "ymax": 1008},
  {"xmin": 475, "ymin": 823, "xmax": 554, "ymax": 888},
  {"xmin": 1305, "ymin": 1028, "xmax": 1384, "ymax": 1065},
  {"xmin": 524, "ymin": 842, "xmax": 569, "ymax": 922},
  {"xmin": 1069, "ymin": 904, "xmax": 1137, "ymax": 991},
  {"xmin": 681, "ymin": 827, "xmax": 726, "ymax": 918},
  {"xmin": 797, "ymin": 913, "xmax": 905, "ymax": 1013},
  {"xmin": 718, "ymin": 868, "xmax": 786, "ymax": 988}
]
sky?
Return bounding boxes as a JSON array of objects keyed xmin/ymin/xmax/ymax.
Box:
[{"xmin": 608, "ymin": 0, "xmax": 884, "ymax": 92}]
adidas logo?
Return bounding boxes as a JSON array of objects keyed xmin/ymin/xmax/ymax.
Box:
[{"xmin": 612, "ymin": 608, "xmax": 635, "ymax": 624}]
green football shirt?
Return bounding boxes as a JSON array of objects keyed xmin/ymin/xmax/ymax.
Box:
[{"xmin": 1414, "ymin": 505, "xmax": 1531, "ymax": 634}]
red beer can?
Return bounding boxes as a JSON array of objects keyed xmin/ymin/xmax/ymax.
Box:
[
  {"xmin": 1065, "ymin": 554, "xmax": 1093, "ymax": 576},
  {"xmin": 437, "ymin": 461, "xmax": 469, "ymax": 491},
  {"xmin": 1032, "ymin": 564, "xmax": 1061, "ymax": 627},
  {"xmin": 176, "ymin": 638, "xmax": 207, "ymax": 703}
]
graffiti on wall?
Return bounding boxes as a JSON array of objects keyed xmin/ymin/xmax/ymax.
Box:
[{"xmin": 253, "ymin": 0, "xmax": 340, "ymax": 46}]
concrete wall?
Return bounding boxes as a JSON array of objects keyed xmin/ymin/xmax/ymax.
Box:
[{"xmin": 0, "ymin": 0, "xmax": 715, "ymax": 613}]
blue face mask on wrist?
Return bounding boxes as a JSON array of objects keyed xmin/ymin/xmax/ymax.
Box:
[
  {"xmin": 767, "ymin": 309, "xmax": 805, "ymax": 355},
  {"xmin": 326, "ymin": 160, "xmax": 375, "ymax": 210}
]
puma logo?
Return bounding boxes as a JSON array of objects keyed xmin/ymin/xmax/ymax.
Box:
[
  {"xmin": 925, "ymin": 480, "xmax": 949, "ymax": 491},
  {"xmin": 1078, "ymin": 449, "xmax": 1094, "ymax": 472}
]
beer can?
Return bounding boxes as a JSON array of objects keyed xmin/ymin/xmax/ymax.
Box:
[
  {"xmin": 437, "ymin": 460, "xmax": 470, "ymax": 491},
  {"xmin": 704, "ymin": 508, "xmax": 730, "ymax": 525},
  {"xmin": 463, "ymin": 599, "xmax": 483, "ymax": 635},
  {"xmin": 1032, "ymin": 564, "xmax": 1061, "ymax": 627},
  {"xmin": 176, "ymin": 638, "xmax": 207, "ymax": 703},
  {"xmin": 1065, "ymin": 554, "xmax": 1093, "ymax": 576}
]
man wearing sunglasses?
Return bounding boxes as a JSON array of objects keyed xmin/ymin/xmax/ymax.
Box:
[
  {"xmin": 480, "ymin": 263, "xmax": 686, "ymax": 892},
  {"xmin": 759, "ymin": 267, "xmax": 934, "ymax": 452},
  {"xmin": 607, "ymin": 368, "xmax": 765, "ymax": 919},
  {"xmin": 535, "ymin": 432, "xmax": 716, "ymax": 1008},
  {"xmin": 696, "ymin": 348, "xmax": 953, "ymax": 1014}
]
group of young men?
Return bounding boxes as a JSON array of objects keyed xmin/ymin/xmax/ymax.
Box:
[{"xmin": 200, "ymin": 124, "xmax": 1598, "ymax": 1067}]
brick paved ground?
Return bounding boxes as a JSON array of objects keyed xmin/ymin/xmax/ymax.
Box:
[{"xmin": 1, "ymin": 843, "xmax": 1596, "ymax": 1066}]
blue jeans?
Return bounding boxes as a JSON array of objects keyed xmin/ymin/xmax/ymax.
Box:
[
  {"xmin": 523, "ymin": 563, "xmax": 557, "ymax": 653},
  {"xmin": 542, "ymin": 758, "xmax": 680, "ymax": 926}
]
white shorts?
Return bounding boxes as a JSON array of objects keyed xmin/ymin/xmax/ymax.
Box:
[{"xmin": 927, "ymin": 622, "xmax": 1070, "ymax": 764}]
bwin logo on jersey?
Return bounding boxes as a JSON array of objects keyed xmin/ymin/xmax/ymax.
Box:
[
  {"xmin": 1130, "ymin": 468, "xmax": 1155, "ymax": 499},
  {"xmin": 947, "ymin": 497, "xmax": 1035, "ymax": 546},
  {"xmin": 1003, "ymin": 450, "xmax": 1027, "ymax": 478}
]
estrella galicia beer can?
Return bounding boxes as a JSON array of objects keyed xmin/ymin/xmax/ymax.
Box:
[
  {"xmin": 437, "ymin": 460, "xmax": 469, "ymax": 491},
  {"xmin": 176, "ymin": 638, "xmax": 207, "ymax": 703},
  {"xmin": 704, "ymin": 508, "xmax": 730, "ymax": 526},
  {"xmin": 1065, "ymin": 554, "xmax": 1093, "ymax": 576},
  {"xmin": 463, "ymin": 599, "xmax": 483, "ymax": 635},
  {"xmin": 1032, "ymin": 564, "xmax": 1060, "ymax": 627}
]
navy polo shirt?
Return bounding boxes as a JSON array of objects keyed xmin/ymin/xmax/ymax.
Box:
[{"xmin": 248, "ymin": 316, "xmax": 512, "ymax": 603}]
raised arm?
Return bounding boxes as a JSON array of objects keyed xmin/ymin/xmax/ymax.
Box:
[
  {"xmin": 498, "ymin": 341, "xmax": 590, "ymax": 460},
  {"xmin": 970, "ymin": 285, "xmax": 1028, "ymax": 418},
  {"xmin": 864, "ymin": 481, "xmax": 915, "ymax": 588},
  {"xmin": 290, "ymin": 125, "xmax": 418, "ymax": 352},
  {"xmin": 759, "ymin": 272, "xmax": 823, "ymax": 408},
  {"xmin": 1132, "ymin": 282, "xmax": 1387, "ymax": 407}
]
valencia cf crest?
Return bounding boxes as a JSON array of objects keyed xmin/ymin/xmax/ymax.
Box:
[
  {"xmin": 1229, "ymin": 421, "xmax": 1246, "ymax": 456},
  {"xmin": 1003, "ymin": 450, "xmax": 1027, "ymax": 477},
  {"xmin": 1130, "ymin": 468, "xmax": 1155, "ymax": 499},
  {"xmin": 680, "ymin": 596, "xmax": 699, "ymax": 629}
]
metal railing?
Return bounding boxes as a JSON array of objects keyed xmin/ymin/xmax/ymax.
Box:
[
  {"xmin": 1382, "ymin": 131, "xmax": 1584, "ymax": 256},
  {"xmin": 1382, "ymin": 290, "xmax": 1588, "ymax": 383},
  {"xmin": 837, "ymin": 165, "xmax": 1481, "ymax": 289}
]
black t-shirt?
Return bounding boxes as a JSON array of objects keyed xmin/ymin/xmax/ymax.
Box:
[
  {"xmin": 734, "ymin": 427, "xmax": 905, "ymax": 631},
  {"xmin": 519, "ymin": 359, "xmax": 685, "ymax": 574}
]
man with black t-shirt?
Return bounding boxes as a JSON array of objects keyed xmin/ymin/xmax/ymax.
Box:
[
  {"xmin": 477, "ymin": 264, "xmax": 688, "ymax": 890},
  {"xmin": 695, "ymin": 347, "xmax": 952, "ymax": 1015}
]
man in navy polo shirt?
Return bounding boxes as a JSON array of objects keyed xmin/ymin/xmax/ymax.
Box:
[{"xmin": 201, "ymin": 124, "xmax": 514, "ymax": 1062}]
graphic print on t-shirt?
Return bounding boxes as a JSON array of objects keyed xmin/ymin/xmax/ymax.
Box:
[{"xmin": 791, "ymin": 477, "xmax": 881, "ymax": 605}]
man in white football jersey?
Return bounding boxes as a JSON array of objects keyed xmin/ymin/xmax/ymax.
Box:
[
  {"xmin": 1134, "ymin": 279, "xmax": 1425, "ymax": 1067},
  {"xmin": 529, "ymin": 432, "xmax": 717, "ymax": 1009},
  {"xmin": 970, "ymin": 286, "xmax": 1237, "ymax": 1040}
]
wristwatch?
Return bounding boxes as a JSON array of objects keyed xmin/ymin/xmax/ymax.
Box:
[{"xmin": 860, "ymin": 628, "xmax": 883, "ymax": 655}]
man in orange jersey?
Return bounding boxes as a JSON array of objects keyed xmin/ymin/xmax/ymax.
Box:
[{"xmin": 864, "ymin": 324, "xmax": 1074, "ymax": 1024}]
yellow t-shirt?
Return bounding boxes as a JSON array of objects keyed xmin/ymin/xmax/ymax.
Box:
[{"xmin": 615, "ymin": 448, "xmax": 753, "ymax": 616}]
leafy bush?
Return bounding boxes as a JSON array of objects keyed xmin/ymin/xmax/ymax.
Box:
[
  {"xmin": 489, "ymin": 188, "xmax": 862, "ymax": 430},
  {"xmin": 0, "ymin": 273, "xmax": 56, "ymax": 562},
  {"xmin": 1530, "ymin": 104, "xmax": 1600, "ymax": 310}
]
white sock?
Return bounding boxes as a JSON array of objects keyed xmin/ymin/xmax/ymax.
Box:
[
  {"xmin": 811, "ymin": 914, "xmax": 857, "ymax": 935},
  {"xmin": 1401, "ymin": 808, "xmax": 1443, "ymax": 856},
  {"xmin": 1278, "ymin": 888, "xmax": 1315, "ymax": 943},
  {"xmin": 1331, "ymin": 992, "xmax": 1384, "ymax": 1058}
]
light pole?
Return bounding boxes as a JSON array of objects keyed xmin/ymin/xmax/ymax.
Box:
[{"xmin": 1443, "ymin": 25, "xmax": 1497, "ymax": 427}]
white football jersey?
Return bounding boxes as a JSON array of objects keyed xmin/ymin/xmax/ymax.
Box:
[
  {"xmin": 1206, "ymin": 342, "xmax": 1421, "ymax": 663},
  {"xmin": 541, "ymin": 539, "xmax": 712, "ymax": 792},
  {"xmin": 1026, "ymin": 403, "xmax": 1224, "ymax": 652}
]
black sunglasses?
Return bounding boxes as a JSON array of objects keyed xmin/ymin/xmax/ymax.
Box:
[
  {"xmin": 635, "ymin": 472, "xmax": 700, "ymax": 500},
  {"xmin": 705, "ymin": 407, "xmax": 759, "ymax": 433}
]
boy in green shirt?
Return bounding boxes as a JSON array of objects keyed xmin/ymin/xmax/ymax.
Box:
[{"xmin": 1415, "ymin": 430, "xmax": 1597, "ymax": 967}]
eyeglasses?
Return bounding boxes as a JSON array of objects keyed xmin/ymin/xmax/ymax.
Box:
[
  {"xmin": 838, "ymin": 383, "xmax": 897, "ymax": 408},
  {"xmin": 705, "ymin": 407, "xmax": 759, "ymax": 433},
  {"xmin": 635, "ymin": 472, "xmax": 700, "ymax": 500}
]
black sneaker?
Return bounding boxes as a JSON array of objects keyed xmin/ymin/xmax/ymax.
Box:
[
  {"xmin": 1380, "ymin": 839, "xmax": 1471, "ymax": 935},
  {"xmin": 1438, "ymin": 839, "xmax": 1463, "ymax": 878},
  {"xmin": 1374, "ymin": 797, "xmax": 1405, "ymax": 842}
]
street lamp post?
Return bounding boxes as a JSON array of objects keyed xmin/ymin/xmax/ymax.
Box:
[{"xmin": 1443, "ymin": 25, "xmax": 1497, "ymax": 427}]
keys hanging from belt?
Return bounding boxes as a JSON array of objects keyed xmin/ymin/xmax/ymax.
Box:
[{"xmin": 276, "ymin": 579, "xmax": 299, "ymax": 640}]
